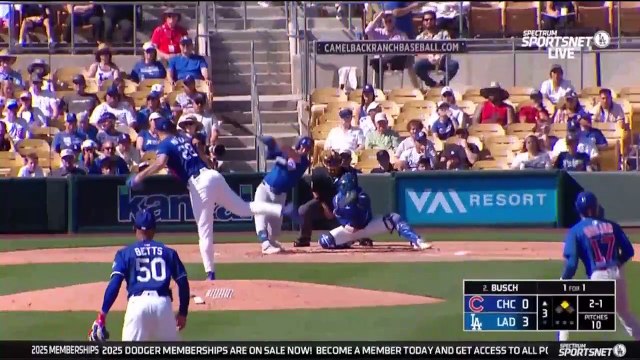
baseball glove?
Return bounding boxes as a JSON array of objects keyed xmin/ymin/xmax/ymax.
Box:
[
  {"xmin": 337, "ymin": 190, "xmax": 358, "ymax": 208},
  {"xmin": 88, "ymin": 313, "xmax": 109, "ymax": 342}
]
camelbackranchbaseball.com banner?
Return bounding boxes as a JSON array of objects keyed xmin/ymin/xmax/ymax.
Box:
[
  {"xmin": 4, "ymin": 341, "xmax": 632, "ymax": 359},
  {"xmin": 316, "ymin": 40, "xmax": 467, "ymax": 55}
]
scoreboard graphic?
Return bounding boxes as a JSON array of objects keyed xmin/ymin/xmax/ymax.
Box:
[{"xmin": 463, "ymin": 280, "xmax": 616, "ymax": 332}]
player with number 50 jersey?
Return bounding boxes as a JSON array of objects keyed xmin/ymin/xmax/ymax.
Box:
[
  {"xmin": 128, "ymin": 117, "xmax": 300, "ymax": 281},
  {"xmin": 558, "ymin": 191, "xmax": 640, "ymax": 341},
  {"xmin": 89, "ymin": 208, "xmax": 190, "ymax": 342}
]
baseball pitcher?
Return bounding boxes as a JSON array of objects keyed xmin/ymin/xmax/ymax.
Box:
[
  {"xmin": 558, "ymin": 191, "xmax": 640, "ymax": 341},
  {"xmin": 127, "ymin": 117, "xmax": 300, "ymax": 281},
  {"xmin": 255, "ymin": 135, "xmax": 313, "ymax": 254},
  {"xmin": 88, "ymin": 208, "xmax": 190, "ymax": 341},
  {"xmin": 318, "ymin": 172, "xmax": 433, "ymax": 250}
]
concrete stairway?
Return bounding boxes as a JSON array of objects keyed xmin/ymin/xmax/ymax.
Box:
[{"xmin": 208, "ymin": 1, "xmax": 300, "ymax": 172}]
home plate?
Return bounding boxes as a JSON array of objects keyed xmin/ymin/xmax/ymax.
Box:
[{"xmin": 454, "ymin": 251, "xmax": 470, "ymax": 256}]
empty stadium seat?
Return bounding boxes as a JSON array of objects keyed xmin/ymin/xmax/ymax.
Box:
[
  {"xmin": 506, "ymin": 122, "xmax": 536, "ymax": 139},
  {"xmin": 472, "ymin": 159, "xmax": 509, "ymax": 170},
  {"xmin": 468, "ymin": 123, "xmax": 506, "ymax": 138},
  {"xmin": 387, "ymin": 88, "xmax": 424, "ymax": 104},
  {"xmin": 469, "ymin": 3, "xmax": 503, "ymax": 38},
  {"xmin": 377, "ymin": 100, "xmax": 401, "ymax": 120},
  {"xmin": 15, "ymin": 139, "xmax": 50, "ymax": 156},
  {"xmin": 402, "ymin": 100, "xmax": 437, "ymax": 115},
  {"xmin": 618, "ymin": 2, "xmax": 640, "ymax": 36},
  {"xmin": 504, "ymin": 2, "xmax": 539, "ymax": 37}
]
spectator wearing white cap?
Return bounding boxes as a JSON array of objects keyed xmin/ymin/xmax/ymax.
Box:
[
  {"xmin": 17, "ymin": 91, "xmax": 48, "ymax": 128},
  {"xmin": 365, "ymin": 112, "xmax": 399, "ymax": 151},
  {"xmin": 136, "ymin": 112, "xmax": 161, "ymax": 155},
  {"xmin": 79, "ymin": 139, "xmax": 100, "ymax": 174},
  {"xmin": 135, "ymin": 90, "xmax": 171, "ymax": 131},
  {"xmin": 130, "ymin": 42, "xmax": 168, "ymax": 83},
  {"xmin": 426, "ymin": 86, "xmax": 465, "ymax": 129},
  {"xmin": 359, "ymin": 101, "xmax": 380, "ymax": 136},
  {"xmin": 324, "ymin": 108, "xmax": 365, "ymax": 153},
  {"xmin": 3, "ymin": 99, "xmax": 29, "ymax": 144},
  {"xmin": 53, "ymin": 149, "xmax": 87, "ymax": 177},
  {"xmin": 52, "ymin": 113, "xmax": 86, "ymax": 154},
  {"xmin": 18, "ymin": 152, "xmax": 46, "ymax": 178}
]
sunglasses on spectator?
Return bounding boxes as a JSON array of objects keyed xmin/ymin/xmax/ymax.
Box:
[{"xmin": 423, "ymin": 17, "xmax": 435, "ymax": 22}]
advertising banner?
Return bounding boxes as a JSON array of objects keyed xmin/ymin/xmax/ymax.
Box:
[
  {"xmin": 71, "ymin": 174, "xmax": 289, "ymax": 232},
  {"xmin": 396, "ymin": 172, "xmax": 561, "ymax": 226}
]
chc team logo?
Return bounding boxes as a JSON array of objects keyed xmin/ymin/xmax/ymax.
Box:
[{"xmin": 521, "ymin": 30, "xmax": 611, "ymax": 59}]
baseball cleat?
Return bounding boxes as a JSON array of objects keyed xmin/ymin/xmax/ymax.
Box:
[
  {"xmin": 411, "ymin": 239, "xmax": 433, "ymax": 250},
  {"xmin": 261, "ymin": 241, "xmax": 283, "ymax": 255},
  {"xmin": 271, "ymin": 240, "xmax": 285, "ymax": 250},
  {"xmin": 207, "ymin": 271, "xmax": 216, "ymax": 281},
  {"xmin": 294, "ymin": 237, "xmax": 311, "ymax": 247}
]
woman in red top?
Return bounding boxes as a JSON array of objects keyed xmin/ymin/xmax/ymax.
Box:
[
  {"xmin": 517, "ymin": 89, "xmax": 551, "ymax": 125},
  {"xmin": 472, "ymin": 82, "xmax": 516, "ymax": 126},
  {"xmin": 150, "ymin": 8, "xmax": 188, "ymax": 60}
]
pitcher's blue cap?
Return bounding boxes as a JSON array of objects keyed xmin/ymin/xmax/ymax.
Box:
[
  {"xmin": 155, "ymin": 117, "xmax": 173, "ymax": 131},
  {"xmin": 134, "ymin": 208, "xmax": 156, "ymax": 230}
]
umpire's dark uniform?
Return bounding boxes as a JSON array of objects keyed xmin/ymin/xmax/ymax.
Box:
[{"xmin": 294, "ymin": 164, "xmax": 369, "ymax": 247}]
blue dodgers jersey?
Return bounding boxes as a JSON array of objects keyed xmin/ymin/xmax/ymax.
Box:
[
  {"xmin": 562, "ymin": 218, "xmax": 635, "ymax": 279},
  {"xmin": 263, "ymin": 151, "xmax": 310, "ymax": 194},
  {"xmin": 333, "ymin": 189, "xmax": 373, "ymax": 229},
  {"xmin": 138, "ymin": 130, "xmax": 159, "ymax": 153},
  {"xmin": 111, "ymin": 240, "xmax": 187, "ymax": 298},
  {"xmin": 156, "ymin": 134, "xmax": 207, "ymax": 184}
]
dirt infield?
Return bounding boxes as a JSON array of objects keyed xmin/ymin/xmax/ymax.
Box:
[{"xmin": 5, "ymin": 241, "xmax": 634, "ymax": 313}]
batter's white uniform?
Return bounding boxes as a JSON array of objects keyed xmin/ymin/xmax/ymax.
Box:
[
  {"xmin": 122, "ymin": 291, "xmax": 179, "ymax": 341},
  {"xmin": 253, "ymin": 182, "xmax": 287, "ymax": 242},
  {"xmin": 188, "ymin": 168, "xmax": 283, "ymax": 272}
]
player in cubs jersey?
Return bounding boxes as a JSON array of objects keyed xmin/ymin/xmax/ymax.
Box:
[
  {"xmin": 558, "ymin": 191, "xmax": 640, "ymax": 341},
  {"xmin": 318, "ymin": 172, "xmax": 432, "ymax": 250},
  {"xmin": 88, "ymin": 208, "xmax": 190, "ymax": 341},
  {"xmin": 128, "ymin": 117, "xmax": 300, "ymax": 280},
  {"xmin": 255, "ymin": 135, "xmax": 312, "ymax": 254}
]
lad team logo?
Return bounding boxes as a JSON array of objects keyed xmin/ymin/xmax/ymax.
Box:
[{"xmin": 521, "ymin": 30, "xmax": 611, "ymax": 59}]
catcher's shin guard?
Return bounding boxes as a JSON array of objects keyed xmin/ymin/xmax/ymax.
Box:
[
  {"xmin": 384, "ymin": 213, "xmax": 420, "ymax": 242},
  {"xmin": 318, "ymin": 233, "xmax": 337, "ymax": 249}
]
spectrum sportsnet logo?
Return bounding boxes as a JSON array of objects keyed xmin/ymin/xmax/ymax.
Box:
[
  {"xmin": 521, "ymin": 30, "xmax": 611, "ymax": 59},
  {"xmin": 558, "ymin": 343, "xmax": 626, "ymax": 358},
  {"xmin": 117, "ymin": 185, "xmax": 254, "ymax": 223}
]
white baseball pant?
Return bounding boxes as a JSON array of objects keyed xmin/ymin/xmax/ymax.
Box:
[
  {"xmin": 330, "ymin": 213, "xmax": 398, "ymax": 246},
  {"xmin": 122, "ymin": 291, "xmax": 178, "ymax": 341},
  {"xmin": 558, "ymin": 266, "xmax": 640, "ymax": 341},
  {"xmin": 187, "ymin": 169, "xmax": 284, "ymax": 272},
  {"xmin": 253, "ymin": 182, "xmax": 287, "ymax": 241}
]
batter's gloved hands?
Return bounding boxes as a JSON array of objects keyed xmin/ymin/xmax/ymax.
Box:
[
  {"xmin": 258, "ymin": 136, "xmax": 276, "ymax": 149},
  {"xmin": 88, "ymin": 313, "xmax": 109, "ymax": 342}
]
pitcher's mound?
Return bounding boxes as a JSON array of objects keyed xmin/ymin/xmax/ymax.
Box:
[{"xmin": 0, "ymin": 280, "xmax": 442, "ymax": 312}]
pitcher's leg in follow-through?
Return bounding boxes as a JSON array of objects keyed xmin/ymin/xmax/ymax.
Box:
[
  {"xmin": 557, "ymin": 267, "xmax": 640, "ymax": 341},
  {"xmin": 318, "ymin": 213, "xmax": 433, "ymax": 250},
  {"xmin": 254, "ymin": 182, "xmax": 288, "ymax": 255}
]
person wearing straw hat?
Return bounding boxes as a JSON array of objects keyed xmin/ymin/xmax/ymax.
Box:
[
  {"xmin": 27, "ymin": 59, "xmax": 55, "ymax": 92},
  {"xmin": 472, "ymin": 82, "xmax": 516, "ymax": 126},
  {"xmin": 0, "ymin": 49, "xmax": 22, "ymax": 86},
  {"xmin": 85, "ymin": 43, "xmax": 121, "ymax": 85},
  {"xmin": 130, "ymin": 42, "xmax": 167, "ymax": 83},
  {"xmin": 151, "ymin": 8, "xmax": 188, "ymax": 60}
]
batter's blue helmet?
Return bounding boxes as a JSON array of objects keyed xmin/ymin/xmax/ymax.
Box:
[
  {"xmin": 337, "ymin": 172, "xmax": 358, "ymax": 194},
  {"xmin": 295, "ymin": 136, "xmax": 313, "ymax": 150},
  {"xmin": 575, "ymin": 191, "xmax": 598, "ymax": 217}
]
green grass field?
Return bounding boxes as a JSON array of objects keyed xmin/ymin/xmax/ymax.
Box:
[{"xmin": 1, "ymin": 230, "xmax": 637, "ymax": 341}]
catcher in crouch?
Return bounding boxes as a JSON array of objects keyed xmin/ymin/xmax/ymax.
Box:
[{"xmin": 318, "ymin": 172, "xmax": 433, "ymax": 250}]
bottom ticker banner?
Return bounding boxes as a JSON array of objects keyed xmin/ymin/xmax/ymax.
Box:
[{"xmin": 2, "ymin": 341, "xmax": 634, "ymax": 359}]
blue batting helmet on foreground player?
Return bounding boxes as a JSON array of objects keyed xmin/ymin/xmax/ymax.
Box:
[
  {"xmin": 318, "ymin": 172, "xmax": 432, "ymax": 250},
  {"xmin": 88, "ymin": 208, "xmax": 190, "ymax": 341},
  {"xmin": 557, "ymin": 191, "xmax": 640, "ymax": 341},
  {"xmin": 255, "ymin": 135, "xmax": 313, "ymax": 254},
  {"xmin": 127, "ymin": 117, "xmax": 300, "ymax": 281}
]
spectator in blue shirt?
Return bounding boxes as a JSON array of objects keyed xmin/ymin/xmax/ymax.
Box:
[
  {"xmin": 578, "ymin": 112, "xmax": 608, "ymax": 150},
  {"xmin": 130, "ymin": 42, "xmax": 167, "ymax": 83},
  {"xmin": 554, "ymin": 132, "xmax": 593, "ymax": 171},
  {"xmin": 135, "ymin": 91, "xmax": 172, "ymax": 131},
  {"xmin": 382, "ymin": 2, "xmax": 422, "ymax": 39},
  {"xmin": 77, "ymin": 111, "xmax": 99, "ymax": 143},
  {"xmin": 52, "ymin": 113, "xmax": 87, "ymax": 154},
  {"xmin": 430, "ymin": 102, "xmax": 457, "ymax": 141},
  {"xmin": 136, "ymin": 113, "xmax": 161, "ymax": 155},
  {"xmin": 0, "ymin": 51, "xmax": 23, "ymax": 86},
  {"xmin": 168, "ymin": 36, "xmax": 210, "ymax": 84}
]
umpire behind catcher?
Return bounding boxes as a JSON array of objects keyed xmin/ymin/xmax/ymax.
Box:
[{"xmin": 294, "ymin": 150, "xmax": 372, "ymax": 247}]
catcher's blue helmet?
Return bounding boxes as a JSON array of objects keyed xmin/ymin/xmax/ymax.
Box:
[
  {"xmin": 575, "ymin": 191, "xmax": 598, "ymax": 217},
  {"xmin": 337, "ymin": 172, "xmax": 358, "ymax": 194},
  {"xmin": 295, "ymin": 136, "xmax": 313, "ymax": 150}
]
